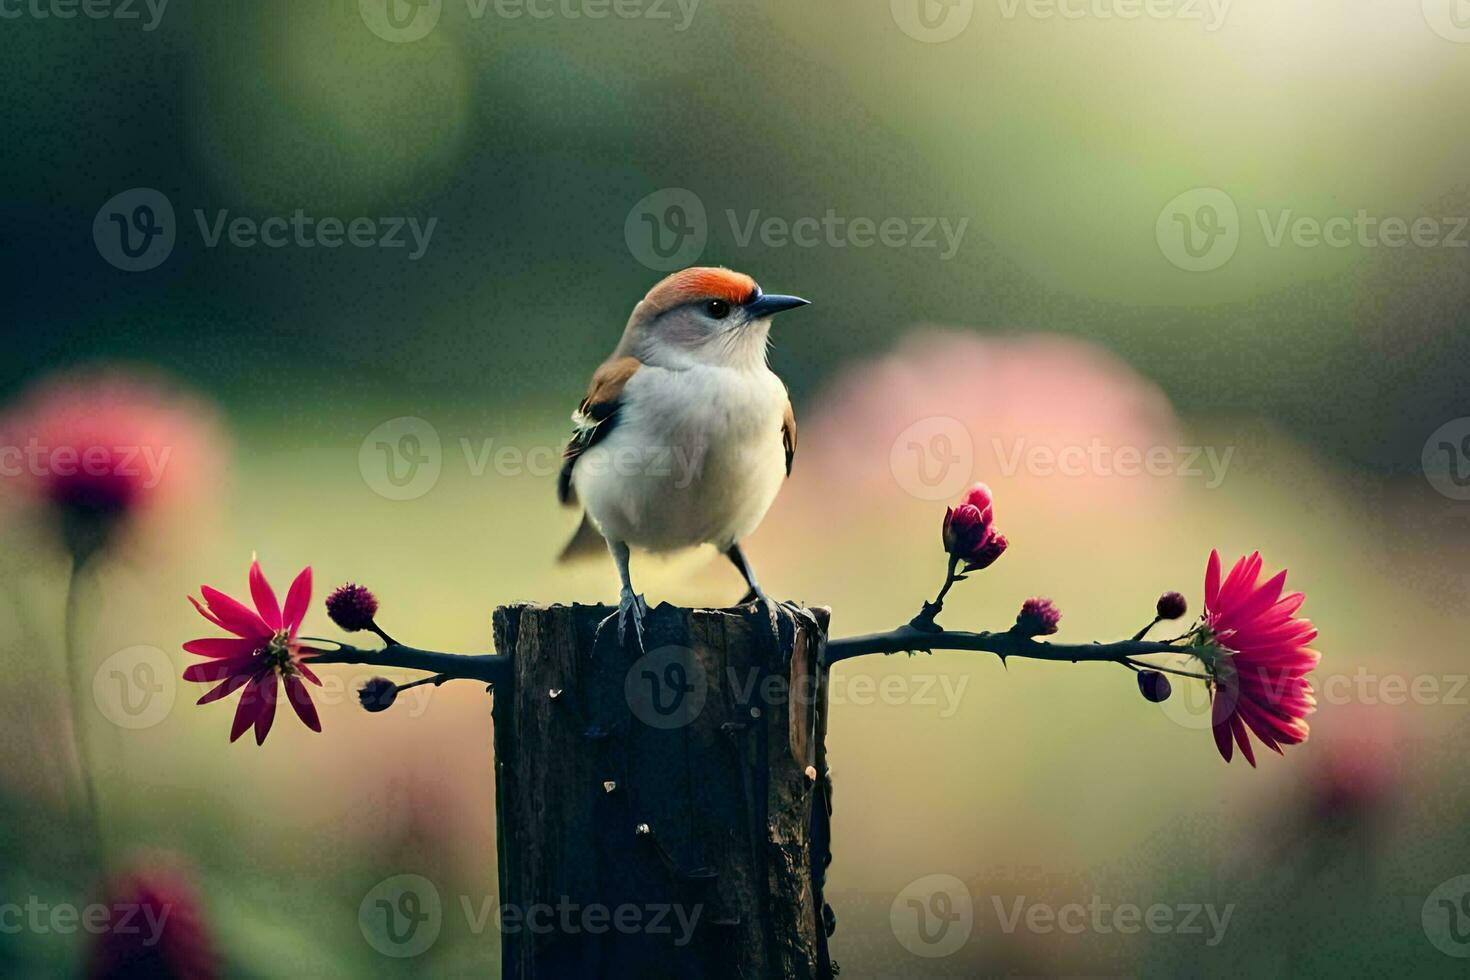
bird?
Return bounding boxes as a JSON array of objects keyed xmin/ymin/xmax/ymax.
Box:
[{"xmin": 556, "ymin": 266, "xmax": 810, "ymax": 651}]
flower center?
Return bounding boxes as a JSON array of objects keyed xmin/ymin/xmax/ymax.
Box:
[{"xmin": 261, "ymin": 629, "xmax": 296, "ymax": 675}]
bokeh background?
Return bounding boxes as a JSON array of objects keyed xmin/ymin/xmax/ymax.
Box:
[{"xmin": 3, "ymin": 0, "xmax": 1470, "ymax": 975}]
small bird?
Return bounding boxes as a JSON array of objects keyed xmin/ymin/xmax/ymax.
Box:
[{"xmin": 557, "ymin": 266, "xmax": 810, "ymax": 649}]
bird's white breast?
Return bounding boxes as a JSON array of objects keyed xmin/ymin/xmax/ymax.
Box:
[{"xmin": 572, "ymin": 364, "xmax": 788, "ymax": 552}]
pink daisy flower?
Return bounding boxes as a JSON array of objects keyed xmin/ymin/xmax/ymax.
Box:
[
  {"xmin": 183, "ymin": 558, "xmax": 323, "ymax": 745},
  {"xmin": 1203, "ymin": 550, "xmax": 1319, "ymax": 767}
]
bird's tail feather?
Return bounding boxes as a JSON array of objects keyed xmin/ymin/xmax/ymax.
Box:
[{"xmin": 557, "ymin": 513, "xmax": 607, "ymax": 563}]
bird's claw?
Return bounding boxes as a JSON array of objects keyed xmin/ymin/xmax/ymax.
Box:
[
  {"xmin": 616, "ymin": 590, "xmax": 649, "ymax": 654},
  {"xmin": 742, "ymin": 588, "xmax": 814, "ymax": 662}
]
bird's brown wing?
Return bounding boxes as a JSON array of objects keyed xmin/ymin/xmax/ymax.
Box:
[
  {"xmin": 781, "ymin": 398, "xmax": 797, "ymax": 477},
  {"xmin": 557, "ymin": 356, "xmax": 642, "ymax": 506}
]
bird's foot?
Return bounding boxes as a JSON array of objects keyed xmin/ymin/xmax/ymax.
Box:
[
  {"xmin": 602, "ymin": 589, "xmax": 648, "ymax": 655},
  {"xmin": 740, "ymin": 587, "xmax": 816, "ymax": 660}
]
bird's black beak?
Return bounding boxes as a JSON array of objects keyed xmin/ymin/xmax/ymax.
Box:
[{"xmin": 743, "ymin": 293, "xmax": 810, "ymax": 320}]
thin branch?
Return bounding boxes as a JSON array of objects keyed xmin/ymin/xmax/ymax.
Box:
[
  {"xmin": 823, "ymin": 624, "xmax": 1209, "ymax": 670},
  {"xmin": 304, "ymin": 641, "xmax": 510, "ymax": 686}
]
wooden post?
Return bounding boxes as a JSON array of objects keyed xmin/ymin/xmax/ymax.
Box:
[{"xmin": 491, "ymin": 602, "xmax": 834, "ymax": 979}]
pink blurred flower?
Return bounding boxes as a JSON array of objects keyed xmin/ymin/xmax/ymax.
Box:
[
  {"xmin": 0, "ymin": 368, "xmax": 224, "ymax": 559},
  {"xmin": 1203, "ymin": 550, "xmax": 1320, "ymax": 767},
  {"xmin": 184, "ymin": 557, "xmax": 323, "ymax": 745},
  {"xmin": 788, "ymin": 331, "xmax": 1180, "ymax": 513},
  {"xmin": 88, "ymin": 862, "xmax": 216, "ymax": 980}
]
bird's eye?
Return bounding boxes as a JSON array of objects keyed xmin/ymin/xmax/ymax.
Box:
[{"xmin": 704, "ymin": 299, "xmax": 731, "ymax": 320}]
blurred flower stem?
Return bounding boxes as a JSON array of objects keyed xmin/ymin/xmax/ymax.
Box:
[{"xmin": 62, "ymin": 554, "xmax": 104, "ymax": 866}]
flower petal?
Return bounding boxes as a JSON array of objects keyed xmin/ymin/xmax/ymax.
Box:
[
  {"xmin": 1229, "ymin": 569, "xmax": 1288, "ymax": 626},
  {"xmin": 198, "ymin": 672, "xmax": 251, "ymax": 706},
  {"xmin": 182, "ymin": 657, "xmax": 256, "ymax": 684},
  {"xmin": 201, "ymin": 586, "xmax": 271, "ymax": 640},
  {"xmin": 254, "ymin": 671, "xmax": 279, "ymax": 745},
  {"xmin": 182, "ymin": 637, "xmax": 259, "ymax": 659},
  {"xmin": 296, "ymin": 661, "xmax": 323, "ymax": 686},
  {"xmin": 1204, "ymin": 550, "xmax": 1221, "ymax": 609},
  {"xmin": 1230, "ymin": 714, "xmax": 1257, "ymax": 768},
  {"xmin": 230, "ymin": 679, "xmax": 262, "ymax": 742},
  {"xmin": 282, "ymin": 566, "xmax": 312, "ymax": 637},
  {"xmin": 187, "ymin": 595, "xmax": 227, "ymax": 631},
  {"xmin": 284, "ymin": 674, "xmax": 322, "ymax": 732},
  {"xmin": 249, "ymin": 557, "xmax": 282, "ymax": 631}
]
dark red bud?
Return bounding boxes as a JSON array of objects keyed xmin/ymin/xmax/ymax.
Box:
[
  {"xmin": 1156, "ymin": 591, "xmax": 1188, "ymax": 620},
  {"xmin": 1137, "ymin": 669, "xmax": 1172, "ymax": 703}
]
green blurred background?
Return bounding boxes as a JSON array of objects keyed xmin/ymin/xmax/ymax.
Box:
[{"xmin": 3, "ymin": 0, "xmax": 1470, "ymax": 975}]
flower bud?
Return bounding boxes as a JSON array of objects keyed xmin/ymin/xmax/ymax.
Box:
[
  {"xmin": 959, "ymin": 483, "xmax": 995, "ymax": 522},
  {"xmin": 963, "ymin": 531, "xmax": 1008, "ymax": 571},
  {"xmin": 358, "ymin": 677, "xmax": 398, "ymax": 712},
  {"xmin": 1156, "ymin": 591, "xmax": 1188, "ymax": 620},
  {"xmin": 942, "ymin": 504, "xmax": 986, "ymax": 554},
  {"xmin": 1136, "ymin": 669, "xmax": 1172, "ymax": 703},
  {"xmin": 1015, "ymin": 597, "xmax": 1061, "ymax": 636},
  {"xmin": 326, "ymin": 583, "xmax": 379, "ymax": 632},
  {"xmin": 942, "ymin": 485, "xmax": 1008, "ymax": 571}
]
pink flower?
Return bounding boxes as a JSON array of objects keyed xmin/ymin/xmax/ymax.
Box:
[
  {"xmin": 1203, "ymin": 550, "xmax": 1319, "ymax": 767},
  {"xmin": 1015, "ymin": 597, "xmax": 1061, "ymax": 636},
  {"xmin": 88, "ymin": 862, "xmax": 216, "ymax": 980},
  {"xmin": 183, "ymin": 557, "xmax": 323, "ymax": 745},
  {"xmin": 942, "ymin": 483, "xmax": 1008, "ymax": 570},
  {"xmin": 0, "ymin": 368, "xmax": 224, "ymax": 558}
]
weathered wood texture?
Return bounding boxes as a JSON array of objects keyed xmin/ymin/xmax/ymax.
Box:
[{"xmin": 491, "ymin": 602, "xmax": 834, "ymax": 980}]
